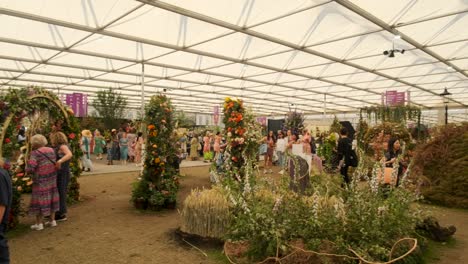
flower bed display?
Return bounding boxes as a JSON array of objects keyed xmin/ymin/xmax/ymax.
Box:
[
  {"xmin": 0, "ymin": 87, "xmax": 82, "ymax": 228},
  {"xmin": 131, "ymin": 94, "xmax": 179, "ymax": 210}
]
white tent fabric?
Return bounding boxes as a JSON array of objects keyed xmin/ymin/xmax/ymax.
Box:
[{"xmin": 0, "ymin": 0, "xmax": 467, "ymax": 123}]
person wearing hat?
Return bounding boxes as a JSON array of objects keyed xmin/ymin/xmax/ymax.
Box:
[{"xmin": 80, "ymin": 130, "xmax": 93, "ymax": 172}]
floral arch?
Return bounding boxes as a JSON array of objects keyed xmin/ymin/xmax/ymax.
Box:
[{"xmin": 0, "ymin": 87, "xmax": 82, "ymax": 228}]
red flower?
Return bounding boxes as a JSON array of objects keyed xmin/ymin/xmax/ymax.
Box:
[
  {"xmin": 232, "ymin": 156, "xmax": 238, "ymax": 162},
  {"xmin": 68, "ymin": 133, "xmax": 76, "ymax": 139},
  {"xmin": 4, "ymin": 138, "xmax": 10, "ymax": 144}
]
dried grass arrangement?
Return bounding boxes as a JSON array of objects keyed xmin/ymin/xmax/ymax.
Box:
[{"xmin": 180, "ymin": 187, "xmax": 232, "ymax": 239}]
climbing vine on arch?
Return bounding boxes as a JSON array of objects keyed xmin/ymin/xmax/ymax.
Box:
[{"xmin": 0, "ymin": 87, "xmax": 82, "ymax": 228}]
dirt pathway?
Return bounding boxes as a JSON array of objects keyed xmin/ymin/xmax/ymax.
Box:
[
  {"xmin": 9, "ymin": 166, "xmax": 216, "ymax": 264},
  {"xmin": 422, "ymin": 204, "xmax": 468, "ymax": 264}
]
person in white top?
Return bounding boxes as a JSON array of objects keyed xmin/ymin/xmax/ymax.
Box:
[{"xmin": 276, "ymin": 131, "xmax": 287, "ymax": 174}]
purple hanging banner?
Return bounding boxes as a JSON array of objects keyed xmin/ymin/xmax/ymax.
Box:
[
  {"xmin": 256, "ymin": 116, "xmax": 267, "ymax": 126},
  {"xmin": 64, "ymin": 93, "xmax": 88, "ymax": 117}
]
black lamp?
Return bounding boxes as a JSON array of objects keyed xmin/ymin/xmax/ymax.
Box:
[{"xmin": 439, "ymin": 88, "xmax": 452, "ymax": 125}]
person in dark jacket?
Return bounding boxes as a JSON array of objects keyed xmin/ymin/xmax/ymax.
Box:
[
  {"xmin": 0, "ymin": 158, "xmax": 12, "ymax": 264},
  {"xmin": 337, "ymin": 127, "xmax": 352, "ymax": 185}
]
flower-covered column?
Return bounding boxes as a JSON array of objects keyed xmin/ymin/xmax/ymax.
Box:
[{"xmin": 132, "ymin": 94, "xmax": 179, "ymax": 210}]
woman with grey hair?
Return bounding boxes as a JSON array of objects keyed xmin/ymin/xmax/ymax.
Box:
[{"xmin": 27, "ymin": 134, "xmax": 60, "ymax": 230}]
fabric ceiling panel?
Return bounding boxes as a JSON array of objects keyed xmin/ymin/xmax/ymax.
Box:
[
  {"xmin": 0, "ymin": 42, "xmax": 57, "ymax": 61},
  {"xmin": 0, "ymin": 15, "xmax": 89, "ymax": 48},
  {"xmin": 312, "ymin": 31, "xmax": 399, "ymax": 60},
  {"xmin": 0, "ymin": 59, "xmax": 36, "ymax": 71},
  {"xmin": 249, "ymin": 50, "xmax": 332, "ymax": 70},
  {"xmin": 0, "ymin": 0, "xmax": 140, "ymax": 27},
  {"xmin": 398, "ymin": 14, "xmax": 468, "ymax": 46},
  {"xmin": 75, "ymin": 35, "xmax": 173, "ymax": 61},
  {"xmin": 249, "ymin": 72, "xmax": 307, "ymax": 84},
  {"xmin": 195, "ymin": 32, "xmax": 289, "ymax": 60},
  {"xmin": 31, "ymin": 65, "xmax": 97, "ymax": 79},
  {"xmin": 49, "ymin": 52, "xmax": 133, "ymax": 71},
  {"xmin": 450, "ymin": 58, "xmax": 468, "ymax": 70},
  {"xmin": 108, "ymin": 5, "xmax": 231, "ymax": 47},
  {"xmin": 349, "ymin": 0, "xmax": 467, "ymax": 25},
  {"xmin": 428, "ymin": 42, "xmax": 468, "ymax": 60},
  {"xmin": 163, "ymin": 0, "xmax": 329, "ymax": 27},
  {"xmin": 150, "ymin": 51, "xmax": 227, "ymax": 70},
  {"xmin": 0, "ymin": 0, "xmax": 467, "ymax": 116},
  {"xmin": 171, "ymin": 72, "xmax": 231, "ymax": 84},
  {"xmin": 323, "ymin": 71, "xmax": 382, "ymax": 84},
  {"xmin": 253, "ymin": 2, "xmax": 380, "ymax": 47}
]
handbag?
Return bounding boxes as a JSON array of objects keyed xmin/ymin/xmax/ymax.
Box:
[
  {"xmin": 377, "ymin": 167, "xmax": 395, "ymax": 185},
  {"xmin": 348, "ymin": 149, "xmax": 358, "ymax": 167}
]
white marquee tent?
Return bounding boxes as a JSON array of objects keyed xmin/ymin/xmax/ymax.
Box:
[{"xmin": 0, "ymin": 0, "xmax": 467, "ymax": 124}]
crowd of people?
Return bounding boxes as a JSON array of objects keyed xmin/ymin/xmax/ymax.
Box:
[
  {"xmin": 79, "ymin": 127, "xmax": 146, "ymax": 170},
  {"xmin": 260, "ymin": 127, "xmax": 407, "ymax": 188},
  {"xmin": 177, "ymin": 131, "xmax": 226, "ymax": 163}
]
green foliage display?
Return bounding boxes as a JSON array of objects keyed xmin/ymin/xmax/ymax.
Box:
[
  {"xmin": 174, "ymin": 110, "xmax": 195, "ymax": 128},
  {"xmin": 329, "ymin": 115, "xmax": 342, "ymax": 134},
  {"xmin": 361, "ymin": 105, "xmax": 421, "ymax": 124},
  {"xmin": 317, "ymin": 133, "xmax": 338, "ymax": 170},
  {"xmin": 283, "ymin": 110, "xmax": 304, "ymax": 135},
  {"xmin": 131, "ymin": 94, "xmax": 179, "ymax": 210},
  {"xmin": 362, "ymin": 122, "xmax": 411, "ymax": 158},
  {"xmin": 226, "ymin": 171, "xmax": 422, "ymax": 262},
  {"xmin": 91, "ymin": 88, "xmax": 128, "ymax": 129},
  {"xmin": 413, "ymin": 123, "xmax": 468, "ymax": 208}
]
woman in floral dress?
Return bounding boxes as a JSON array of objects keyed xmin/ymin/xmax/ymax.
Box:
[{"xmin": 27, "ymin": 134, "xmax": 60, "ymax": 230}]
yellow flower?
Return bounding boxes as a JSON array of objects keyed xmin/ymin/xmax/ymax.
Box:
[
  {"xmin": 225, "ymin": 97, "xmax": 231, "ymax": 102},
  {"xmin": 154, "ymin": 157, "xmax": 161, "ymax": 163},
  {"xmin": 152, "ymin": 144, "xmax": 157, "ymax": 148}
]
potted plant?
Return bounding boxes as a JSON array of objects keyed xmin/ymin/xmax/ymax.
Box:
[
  {"xmin": 148, "ymin": 191, "xmax": 165, "ymax": 211},
  {"xmin": 131, "ymin": 181, "xmax": 150, "ymax": 210}
]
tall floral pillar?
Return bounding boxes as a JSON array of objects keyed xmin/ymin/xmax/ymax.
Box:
[{"xmin": 132, "ymin": 94, "xmax": 179, "ymax": 210}]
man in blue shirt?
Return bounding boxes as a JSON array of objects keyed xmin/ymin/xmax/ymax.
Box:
[{"xmin": 0, "ymin": 159, "xmax": 12, "ymax": 264}]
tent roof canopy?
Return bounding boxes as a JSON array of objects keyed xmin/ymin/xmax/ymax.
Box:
[{"xmin": 0, "ymin": 0, "xmax": 467, "ymax": 123}]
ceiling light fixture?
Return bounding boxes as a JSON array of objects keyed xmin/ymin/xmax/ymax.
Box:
[{"xmin": 383, "ymin": 41, "xmax": 405, "ymax": 58}]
